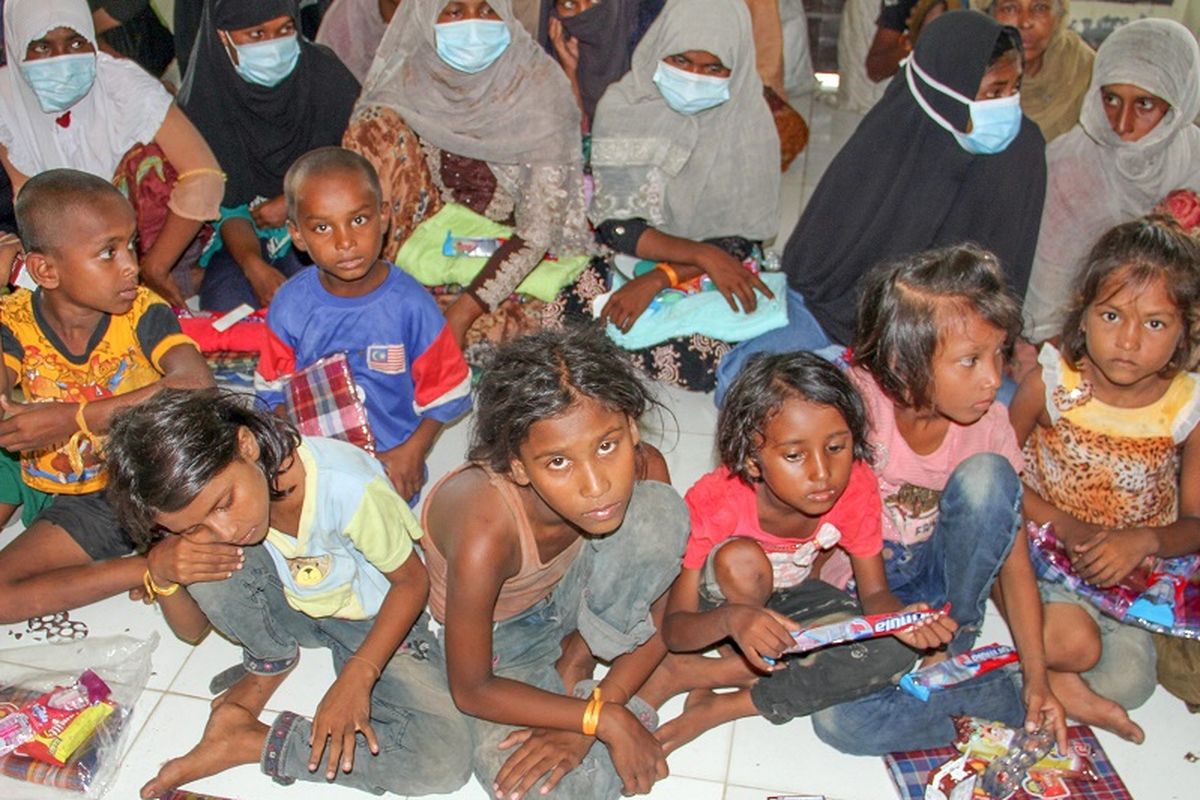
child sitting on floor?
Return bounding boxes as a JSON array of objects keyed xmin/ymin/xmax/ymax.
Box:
[
  {"xmin": 103, "ymin": 389, "xmax": 471, "ymax": 798},
  {"xmin": 811, "ymin": 243, "xmax": 1068, "ymax": 755},
  {"xmin": 643, "ymin": 351, "xmax": 945, "ymax": 753},
  {"xmin": 1010, "ymin": 217, "xmax": 1200, "ymax": 741},
  {"xmin": 0, "ymin": 168, "xmax": 212, "ymax": 623},
  {"xmin": 255, "ymin": 147, "xmax": 471, "ymax": 503},
  {"xmin": 421, "ymin": 325, "xmax": 684, "ymax": 800}
]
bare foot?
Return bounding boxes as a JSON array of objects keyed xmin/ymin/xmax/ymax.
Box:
[
  {"xmin": 555, "ymin": 632, "xmax": 596, "ymax": 693},
  {"xmin": 1048, "ymin": 670, "xmax": 1144, "ymax": 744},
  {"xmin": 212, "ymin": 669, "xmax": 290, "ymax": 715},
  {"xmin": 140, "ymin": 703, "xmax": 269, "ymax": 798},
  {"xmin": 655, "ymin": 688, "xmax": 756, "ymax": 755},
  {"xmin": 638, "ymin": 652, "xmax": 757, "ymax": 709}
]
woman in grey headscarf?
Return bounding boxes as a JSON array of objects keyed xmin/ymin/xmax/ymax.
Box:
[
  {"xmin": 344, "ymin": 0, "xmax": 593, "ymax": 345},
  {"xmin": 316, "ymin": 0, "xmax": 398, "ymax": 82},
  {"xmin": 556, "ymin": 0, "xmax": 779, "ymax": 391},
  {"xmin": 1023, "ymin": 18, "xmax": 1200, "ymax": 343}
]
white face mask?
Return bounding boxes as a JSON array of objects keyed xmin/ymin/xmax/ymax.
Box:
[{"xmin": 905, "ymin": 56, "xmax": 1023, "ymax": 155}]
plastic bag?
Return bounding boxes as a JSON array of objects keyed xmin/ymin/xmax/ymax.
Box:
[{"xmin": 0, "ymin": 633, "xmax": 158, "ymax": 799}]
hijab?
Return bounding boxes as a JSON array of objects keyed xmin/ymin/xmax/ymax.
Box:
[
  {"xmin": 315, "ymin": 0, "xmax": 389, "ymax": 82},
  {"xmin": 177, "ymin": 0, "xmax": 361, "ymax": 207},
  {"xmin": 588, "ymin": 0, "xmax": 779, "ymax": 242},
  {"xmin": 359, "ymin": 0, "xmax": 581, "ymax": 167},
  {"xmin": 536, "ymin": 0, "xmax": 641, "ymax": 121},
  {"xmin": 0, "ymin": 0, "xmax": 172, "ymax": 178},
  {"xmin": 782, "ymin": 10, "xmax": 1046, "ymax": 346},
  {"xmin": 1024, "ymin": 18, "xmax": 1200, "ymax": 342}
]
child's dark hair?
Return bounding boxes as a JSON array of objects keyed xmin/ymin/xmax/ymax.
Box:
[
  {"xmin": 1060, "ymin": 216, "xmax": 1200, "ymax": 377},
  {"xmin": 719, "ymin": 352, "xmax": 873, "ymax": 485},
  {"xmin": 853, "ymin": 243, "xmax": 1022, "ymax": 409},
  {"xmin": 283, "ymin": 146, "xmax": 384, "ymax": 222},
  {"xmin": 15, "ymin": 168, "xmax": 127, "ymax": 255},
  {"xmin": 104, "ymin": 389, "xmax": 300, "ymax": 547},
  {"xmin": 469, "ymin": 325, "xmax": 656, "ymax": 473},
  {"xmin": 990, "ymin": 26, "xmax": 1022, "ymax": 68}
]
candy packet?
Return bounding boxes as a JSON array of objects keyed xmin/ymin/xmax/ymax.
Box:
[
  {"xmin": 952, "ymin": 717, "xmax": 1099, "ymax": 787},
  {"xmin": 900, "ymin": 644, "xmax": 1019, "ymax": 701},
  {"xmin": 443, "ymin": 232, "xmax": 505, "ymax": 258},
  {"xmin": 786, "ymin": 603, "xmax": 951, "ymax": 655}
]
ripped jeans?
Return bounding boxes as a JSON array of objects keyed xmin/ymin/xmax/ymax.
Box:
[{"xmin": 446, "ymin": 480, "xmax": 689, "ymax": 800}]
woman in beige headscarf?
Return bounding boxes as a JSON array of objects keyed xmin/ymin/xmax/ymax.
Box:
[{"xmin": 975, "ymin": 0, "xmax": 1094, "ymax": 142}]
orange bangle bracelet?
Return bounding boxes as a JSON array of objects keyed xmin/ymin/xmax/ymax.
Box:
[{"xmin": 654, "ymin": 262, "xmax": 680, "ymax": 289}]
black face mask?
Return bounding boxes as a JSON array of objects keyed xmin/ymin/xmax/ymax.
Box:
[{"xmin": 551, "ymin": 0, "xmax": 639, "ymax": 119}]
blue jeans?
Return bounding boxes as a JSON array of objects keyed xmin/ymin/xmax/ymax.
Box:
[
  {"xmin": 810, "ymin": 453, "xmax": 1026, "ymax": 754},
  {"xmin": 199, "ymin": 239, "xmax": 308, "ymax": 311},
  {"xmin": 448, "ymin": 480, "xmax": 689, "ymax": 800},
  {"xmin": 187, "ymin": 546, "xmax": 472, "ymax": 794},
  {"xmin": 714, "ymin": 288, "xmax": 833, "ymax": 407}
]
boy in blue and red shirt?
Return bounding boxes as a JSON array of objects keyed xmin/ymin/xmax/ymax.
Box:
[{"xmin": 256, "ymin": 147, "xmax": 470, "ymax": 503}]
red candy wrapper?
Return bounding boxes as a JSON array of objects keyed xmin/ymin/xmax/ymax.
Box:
[
  {"xmin": 10, "ymin": 669, "xmax": 117, "ymax": 766},
  {"xmin": 786, "ymin": 603, "xmax": 952, "ymax": 654}
]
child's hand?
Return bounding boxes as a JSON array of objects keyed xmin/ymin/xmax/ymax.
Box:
[
  {"xmin": 242, "ymin": 258, "xmax": 285, "ymax": 307},
  {"xmin": 378, "ymin": 440, "xmax": 427, "ymax": 503},
  {"xmin": 596, "ymin": 704, "xmax": 669, "ymax": 796},
  {"xmin": 892, "ymin": 602, "xmax": 957, "ymax": 652},
  {"xmin": 308, "ymin": 662, "xmax": 379, "ymax": 779},
  {"xmin": 722, "ymin": 604, "xmax": 801, "ymax": 671},
  {"xmin": 495, "ymin": 727, "xmax": 592, "ymax": 798},
  {"xmin": 1070, "ymin": 528, "xmax": 1159, "ymax": 588},
  {"xmin": 1022, "ymin": 674, "xmax": 1069, "ymax": 755},
  {"xmin": 0, "ymin": 397, "xmax": 77, "ymax": 451},
  {"xmin": 149, "ymin": 534, "xmax": 245, "ymax": 587},
  {"xmin": 0, "ymin": 232, "xmax": 22, "ymax": 286},
  {"xmin": 697, "ymin": 244, "xmax": 774, "ymax": 314},
  {"xmin": 547, "ymin": 17, "xmax": 580, "ymax": 77},
  {"xmin": 250, "ymin": 194, "xmax": 288, "ymax": 229},
  {"xmin": 600, "ymin": 272, "xmax": 667, "ymax": 333}
]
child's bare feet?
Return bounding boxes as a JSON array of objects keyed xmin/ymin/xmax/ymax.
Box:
[
  {"xmin": 655, "ymin": 688, "xmax": 756, "ymax": 755},
  {"xmin": 555, "ymin": 632, "xmax": 597, "ymax": 692},
  {"xmin": 139, "ymin": 703, "xmax": 269, "ymax": 798},
  {"xmin": 211, "ymin": 669, "xmax": 290, "ymax": 715},
  {"xmin": 1048, "ymin": 670, "xmax": 1145, "ymax": 743}
]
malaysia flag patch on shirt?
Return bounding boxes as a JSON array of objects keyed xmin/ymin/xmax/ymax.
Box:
[{"xmin": 366, "ymin": 344, "xmax": 407, "ymax": 374}]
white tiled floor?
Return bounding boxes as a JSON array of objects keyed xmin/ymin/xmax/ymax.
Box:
[{"xmin": 1, "ymin": 94, "xmax": 1198, "ymax": 800}]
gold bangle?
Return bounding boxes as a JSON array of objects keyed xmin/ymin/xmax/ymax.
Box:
[
  {"xmin": 581, "ymin": 687, "xmax": 604, "ymax": 736},
  {"xmin": 143, "ymin": 569, "xmax": 180, "ymax": 602},
  {"xmin": 655, "ymin": 262, "xmax": 680, "ymax": 289},
  {"xmin": 74, "ymin": 401, "xmax": 93, "ymax": 438},
  {"xmin": 174, "ymin": 167, "xmax": 227, "ymax": 182},
  {"xmin": 346, "ymin": 654, "xmax": 381, "ymax": 681}
]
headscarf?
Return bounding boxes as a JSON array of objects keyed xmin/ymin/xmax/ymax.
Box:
[
  {"xmin": 177, "ymin": 0, "xmax": 361, "ymax": 207},
  {"xmin": 782, "ymin": 10, "xmax": 1046, "ymax": 345},
  {"xmin": 360, "ymin": 0, "xmax": 581, "ymax": 167},
  {"xmin": 1023, "ymin": 18, "xmax": 1200, "ymax": 342},
  {"xmin": 0, "ymin": 0, "xmax": 172, "ymax": 179},
  {"xmin": 973, "ymin": 0, "xmax": 1094, "ymax": 143},
  {"xmin": 315, "ymin": 0, "xmax": 389, "ymax": 82},
  {"xmin": 536, "ymin": 0, "xmax": 640, "ymax": 121},
  {"xmin": 588, "ymin": 0, "xmax": 780, "ymax": 242}
]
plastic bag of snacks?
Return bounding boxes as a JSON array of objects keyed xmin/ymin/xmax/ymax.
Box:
[{"xmin": 0, "ymin": 634, "xmax": 157, "ymax": 798}]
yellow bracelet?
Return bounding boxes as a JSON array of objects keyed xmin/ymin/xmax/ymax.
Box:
[
  {"xmin": 143, "ymin": 569, "xmax": 180, "ymax": 602},
  {"xmin": 74, "ymin": 400, "xmax": 93, "ymax": 438},
  {"xmin": 174, "ymin": 167, "xmax": 227, "ymax": 182},
  {"xmin": 655, "ymin": 262, "xmax": 680, "ymax": 289},
  {"xmin": 581, "ymin": 687, "xmax": 604, "ymax": 736}
]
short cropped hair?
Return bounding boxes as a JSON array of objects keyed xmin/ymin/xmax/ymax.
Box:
[
  {"xmin": 1060, "ymin": 216, "xmax": 1200, "ymax": 378},
  {"xmin": 283, "ymin": 146, "xmax": 383, "ymax": 222},
  {"xmin": 852, "ymin": 243, "xmax": 1022, "ymax": 409},
  {"xmin": 719, "ymin": 352, "xmax": 873, "ymax": 485},
  {"xmin": 15, "ymin": 168, "xmax": 126, "ymax": 255},
  {"xmin": 468, "ymin": 325, "xmax": 657, "ymax": 473}
]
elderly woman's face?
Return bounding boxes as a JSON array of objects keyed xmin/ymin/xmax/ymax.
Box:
[
  {"xmin": 1101, "ymin": 83, "xmax": 1171, "ymax": 142},
  {"xmin": 24, "ymin": 26, "xmax": 95, "ymax": 61},
  {"xmin": 991, "ymin": 0, "xmax": 1057, "ymax": 67}
]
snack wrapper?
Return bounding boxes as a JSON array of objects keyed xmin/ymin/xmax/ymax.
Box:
[
  {"xmin": 900, "ymin": 644, "xmax": 1019, "ymax": 701},
  {"xmin": 443, "ymin": 232, "xmax": 505, "ymax": 258},
  {"xmin": 7, "ymin": 670, "xmax": 116, "ymax": 766},
  {"xmin": 786, "ymin": 603, "xmax": 951, "ymax": 654},
  {"xmin": 952, "ymin": 717, "xmax": 1099, "ymax": 787}
]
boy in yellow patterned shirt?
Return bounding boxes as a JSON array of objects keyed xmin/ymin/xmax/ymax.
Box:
[{"xmin": 0, "ymin": 169, "xmax": 213, "ymax": 623}]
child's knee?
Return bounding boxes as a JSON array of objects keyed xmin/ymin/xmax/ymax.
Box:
[
  {"xmin": 1087, "ymin": 626, "xmax": 1157, "ymax": 710},
  {"xmin": 946, "ymin": 453, "xmax": 1020, "ymax": 513},
  {"xmin": 713, "ymin": 538, "xmax": 773, "ymax": 603},
  {"xmin": 1044, "ymin": 603, "xmax": 1102, "ymax": 672}
]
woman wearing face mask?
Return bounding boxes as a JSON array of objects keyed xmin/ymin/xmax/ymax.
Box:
[
  {"xmin": 975, "ymin": 0, "xmax": 1093, "ymax": 144},
  {"xmin": 0, "ymin": 0, "xmax": 224, "ymax": 307},
  {"xmin": 345, "ymin": 0, "xmax": 593, "ymax": 346},
  {"xmin": 715, "ymin": 10, "xmax": 1046, "ymax": 405},
  {"xmin": 316, "ymin": 0, "xmax": 400, "ymax": 82},
  {"xmin": 1023, "ymin": 18, "xmax": 1200, "ymax": 344},
  {"xmin": 561, "ymin": 0, "xmax": 779, "ymax": 392},
  {"xmin": 178, "ymin": 0, "xmax": 360, "ymax": 311}
]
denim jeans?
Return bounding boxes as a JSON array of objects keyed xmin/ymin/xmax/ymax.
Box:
[
  {"xmin": 809, "ymin": 453, "xmax": 1026, "ymax": 755},
  {"xmin": 187, "ymin": 545, "xmax": 472, "ymax": 794},
  {"xmin": 199, "ymin": 239, "xmax": 308, "ymax": 311},
  {"xmin": 447, "ymin": 480, "xmax": 689, "ymax": 800},
  {"xmin": 714, "ymin": 288, "xmax": 833, "ymax": 407}
]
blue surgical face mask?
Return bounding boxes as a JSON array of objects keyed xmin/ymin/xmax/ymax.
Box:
[
  {"xmin": 905, "ymin": 57, "xmax": 1022, "ymax": 155},
  {"xmin": 652, "ymin": 61, "xmax": 731, "ymax": 116},
  {"xmin": 434, "ymin": 20, "xmax": 511, "ymax": 74},
  {"xmin": 19, "ymin": 53, "xmax": 97, "ymax": 113},
  {"xmin": 228, "ymin": 33, "xmax": 301, "ymax": 87}
]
